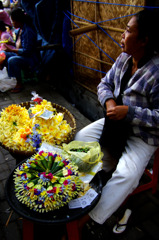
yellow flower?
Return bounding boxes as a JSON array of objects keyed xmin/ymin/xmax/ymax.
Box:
[
  {"xmin": 0, "ymin": 104, "xmax": 32, "ymax": 151},
  {"xmin": 41, "ymin": 191, "xmax": 47, "ymax": 196},
  {"xmin": 51, "ymin": 176, "xmax": 59, "ymax": 183},
  {"xmin": 54, "ymin": 113, "xmax": 63, "ymax": 122},
  {"xmin": 0, "ymin": 99, "xmax": 72, "ymax": 151},
  {"xmin": 44, "ymin": 199, "xmax": 51, "ymax": 208},
  {"xmin": 29, "ymin": 189, "xmax": 35, "ymax": 199},
  {"xmin": 55, "ymin": 155, "xmax": 62, "ymax": 162}
]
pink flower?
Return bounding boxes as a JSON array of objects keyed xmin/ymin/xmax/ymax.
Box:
[
  {"xmin": 48, "ymin": 152, "xmax": 53, "ymax": 157},
  {"xmin": 63, "ymin": 180, "xmax": 68, "ymax": 186},
  {"xmin": 39, "ymin": 151, "xmax": 44, "ymax": 156},
  {"xmin": 67, "ymin": 169, "xmax": 72, "ymax": 176}
]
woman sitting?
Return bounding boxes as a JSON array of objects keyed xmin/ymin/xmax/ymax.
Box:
[
  {"xmin": 75, "ymin": 9, "xmax": 159, "ymax": 232},
  {"xmin": 2, "ymin": 7, "xmax": 40, "ymax": 93}
]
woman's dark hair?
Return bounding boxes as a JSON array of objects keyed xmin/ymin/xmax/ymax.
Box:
[
  {"xmin": 10, "ymin": 7, "xmax": 33, "ymax": 26},
  {"xmin": 0, "ymin": 20, "xmax": 6, "ymax": 32},
  {"xmin": 135, "ymin": 9, "xmax": 159, "ymax": 53},
  {"xmin": 0, "ymin": 1, "xmax": 4, "ymax": 10}
]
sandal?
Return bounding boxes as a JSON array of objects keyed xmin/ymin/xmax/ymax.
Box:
[
  {"xmin": 113, "ymin": 209, "xmax": 132, "ymax": 234},
  {"xmin": 10, "ymin": 85, "xmax": 23, "ymax": 93}
]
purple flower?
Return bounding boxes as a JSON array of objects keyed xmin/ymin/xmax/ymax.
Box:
[
  {"xmin": 24, "ymin": 124, "xmax": 42, "ymax": 151},
  {"xmin": 34, "ymin": 189, "xmax": 41, "ymax": 195},
  {"xmin": 33, "ymin": 124, "xmax": 40, "ymax": 130},
  {"xmin": 21, "ymin": 173, "xmax": 27, "ymax": 180}
]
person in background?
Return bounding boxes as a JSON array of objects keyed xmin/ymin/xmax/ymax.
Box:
[
  {"xmin": 0, "ymin": 20, "xmax": 15, "ymax": 68},
  {"xmin": 0, "ymin": 1, "xmax": 12, "ymax": 30},
  {"xmin": 75, "ymin": 9, "xmax": 159, "ymax": 231},
  {"xmin": 2, "ymin": 7, "xmax": 40, "ymax": 92},
  {"xmin": 0, "ymin": 20, "xmax": 14, "ymax": 50}
]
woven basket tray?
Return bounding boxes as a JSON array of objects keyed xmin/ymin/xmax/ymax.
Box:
[{"xmin": 0, "ymin": 102, "xmax": 76, "ymax": 159}]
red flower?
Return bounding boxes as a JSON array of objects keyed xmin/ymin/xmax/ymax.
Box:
[
  {"xmin": 72, "ymin": 183, "xmax": 76, "ymax": 191},
  {"xmin": 33, "ymin": 98, "xmax": 43, "ymax": 104},
  {"xmin": 34, "ymin": 189, "xmax": 38, "ymax": 194},
  {"xmin": 63, "ymin": 160, "xmax": 69, "ymax": 166},
  {"xmin": 47, "ymin": 190, "xmax": 54, "ymax": 193},
  {"xmin": 47, "ymin": 173, "xmax": 53, "ymax": 179}
]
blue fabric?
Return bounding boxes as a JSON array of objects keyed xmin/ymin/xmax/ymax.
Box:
[
  {"xmin": 16, "ymin": 24, "xmax": 40, "ymax": 63},
  {"xmin": 6, "ymin": 54, "xmax": 37, "ymax": 79},
  {"xmin": 21, "ymin": 0, "xmax": 38, "ymax": 26},
  {"xmin": 35, "ymin": 0, "xmax": 63, "ymax": 44},
  {"xmin": 21, "ymin": 0, "xmax": 73, "ymax": 76},
  {"xmin": 21, "ymin": 0, "xmax": 70, "ymax": 44}
]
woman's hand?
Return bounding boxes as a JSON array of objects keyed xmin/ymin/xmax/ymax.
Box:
[
  {"xmin": 107, "ymin": 105, "xmax": 129, "ymax": 120},
  {"xmin": 105, "ymin": 98, "xmax": 117, "ymax": 111},
  {"xmin": 3, "ymin": 44, "xmax": 18, "ymax": 54},
  {"xmin": 3, "ymin": 44, "xmax": 13, "ymax": 52}
]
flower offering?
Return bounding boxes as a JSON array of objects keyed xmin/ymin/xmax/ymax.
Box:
[
  {"xmin": 0, "ymin": 97, "xmax": 73, "ymax": 152},
  {"xmin": 14, "ymin": 151, "xmax": 83, "ymax": 212}
]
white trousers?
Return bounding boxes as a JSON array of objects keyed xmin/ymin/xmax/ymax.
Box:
[{"xmin": 75, "ymin": 118, "xmax": 157, "ymax": 224}]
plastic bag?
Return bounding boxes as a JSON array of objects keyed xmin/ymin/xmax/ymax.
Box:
[
  {"xmin": 0, "ymin": 52, "xmax": 6, "ymax": 64},
  {"xmin": 62, "ymin": 141, "xmax": 103, "ymax": 173},
  {"xmin": 0, "ymin": 67, "xmax": 17, "ymax": 92},
  {"xmin": 31, "ymin": 91, "xmax": 43, "ymax": 104}
]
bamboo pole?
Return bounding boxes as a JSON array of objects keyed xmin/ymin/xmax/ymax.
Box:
[
  {"xmin": 70, "ymin": 24, "xmax": 98, "ymax": 36},
  {"xmin": 75, "ymin": 51, "xmax": 113, "ymax": 66},
  {"xmin": 70, "ymin": 20, "xmax": 124, "ymax": 36}
]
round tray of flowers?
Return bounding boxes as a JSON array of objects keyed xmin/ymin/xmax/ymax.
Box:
[
  {"xmin": 12, "ymin": 151, "xmax": 82, "ymax": 213},
  {"xmin": 5, "ymin": 150, "xmax": 102, "ymax": 224},
  {"xmin": 0, "ymin": 100, "xmax": 76, "ymax": 159}
]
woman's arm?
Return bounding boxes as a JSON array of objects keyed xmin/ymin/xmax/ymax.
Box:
[
  {"xmin": 3, "ymin": 43, "xmax": 19, "ymax": 53},
  {"xmin": 17, "ymin": 24, "xmax": 37, "ymax": 56},
  {"xmin": 97, "ymin": 53, "xmax": 127, "ymax": 108}
]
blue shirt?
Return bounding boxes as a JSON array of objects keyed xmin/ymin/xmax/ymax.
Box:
[
  {"xmin": 15, "ymin": 23, "xmax": 40, "ymax": 66},
  {"xmin": 97, "ymin": 52, "xmax": 159, "ymax": 146}
]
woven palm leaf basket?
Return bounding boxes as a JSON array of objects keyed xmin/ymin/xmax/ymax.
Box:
[{"xmin": 0, "ymin": 102, "xmax": 76, "ymax": 160}]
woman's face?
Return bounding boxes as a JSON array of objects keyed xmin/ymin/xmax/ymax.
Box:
[
  {"xmin": 121, "ymin": 16, "xmax": 145, "ymax": 56},
  {"xmin": 11, "ymin": 19, "xmax": 21, "ymax": 29}
]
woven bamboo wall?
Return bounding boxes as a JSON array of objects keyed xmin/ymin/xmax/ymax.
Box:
[{"xmin": 70, "ymin": 0, "xmax": 145, "ymax": 93}]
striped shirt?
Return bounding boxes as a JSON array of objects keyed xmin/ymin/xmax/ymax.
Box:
[{"xmin": 97, "ymin": 52, "xmax": 159, "ymax": 146}]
